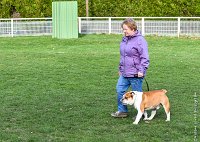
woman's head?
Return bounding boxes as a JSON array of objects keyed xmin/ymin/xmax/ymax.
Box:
[{"xmin": 121, "ymin": 18, "xmax": 137, "ymax": 36}]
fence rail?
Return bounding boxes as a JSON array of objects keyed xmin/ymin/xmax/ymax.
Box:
[{"xmin": 0, "ymin": 17, "xmax": 200, "ymax": 37}]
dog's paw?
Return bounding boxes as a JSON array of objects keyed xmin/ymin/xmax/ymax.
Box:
[
  {"xmin": 143, "ymin": 118, "xmax": 148, "ymax": 121},
  {"xmin": 133, "ymin": 121, "xmax": 138, "ymax": 125},
  {"xmin": 144, "ymin": 118, "xmax": 151, "ymax": 121}
]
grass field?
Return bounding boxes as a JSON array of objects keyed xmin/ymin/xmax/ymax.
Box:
[{"xmin": 0, "ymin": 35, "xmax": 199, "ymax": 142}]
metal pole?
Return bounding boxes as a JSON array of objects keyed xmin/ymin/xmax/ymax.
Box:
[{"xmin": 86, "ymin": 0, "xmax": 89, "ymax": 17}]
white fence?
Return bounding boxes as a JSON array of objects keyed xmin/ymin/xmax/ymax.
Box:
[
  {"xmin": 0, "ymin": 17, "xmax": 200, "ymax": 37},
  {"xmin": 0, "ymin": 18, "xmax": 52, "ymax": 37}
]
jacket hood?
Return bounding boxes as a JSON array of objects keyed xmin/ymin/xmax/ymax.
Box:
[{"xmin": 122, "ymin": 30, "xmax": 142, "ymax": 42}]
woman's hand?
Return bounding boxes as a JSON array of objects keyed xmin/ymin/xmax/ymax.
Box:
[{"xmin": 138, "ymin": 72, "xmax": 144, "ymax": 77}]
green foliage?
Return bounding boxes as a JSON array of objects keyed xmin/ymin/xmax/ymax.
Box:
[
  {"xmin": 0, "ymin": 0, "xmax": 200, "ymax": 18},
  {"xmin": 0, "ymin": 0, "xmax": 52, "ymax": 18}
]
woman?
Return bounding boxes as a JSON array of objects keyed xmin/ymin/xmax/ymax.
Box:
[{"xmin": 111, "ymin": 18, "xmax": 150, "ymax": 118}]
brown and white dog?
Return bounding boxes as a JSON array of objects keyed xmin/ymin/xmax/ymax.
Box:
[{"xmin": 121, "ymin": 89, "xmax": 170, "ymax": 125}]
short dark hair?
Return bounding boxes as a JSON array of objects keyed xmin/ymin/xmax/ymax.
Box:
[{"xmin": 121, "ymin": 18, "xmax": 137, "ymax": 31}]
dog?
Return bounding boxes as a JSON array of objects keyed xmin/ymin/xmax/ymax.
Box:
[{"xmin": 121, "ymin": 89, "xmax": 170, "ymax": 125}]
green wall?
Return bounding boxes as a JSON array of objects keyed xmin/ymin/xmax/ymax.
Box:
[{"xmin": 52, "ymin": 1, "xmax": 78, "ymax": 39}]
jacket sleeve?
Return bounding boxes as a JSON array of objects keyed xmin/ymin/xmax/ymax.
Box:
[{"xmin": 137, "ymin": 37, "xmax": 150, "ymax": 73}]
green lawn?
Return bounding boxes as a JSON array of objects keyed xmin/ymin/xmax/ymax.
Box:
[{"xmin": 0, "ymin": 35, "xmax": 199, "ymax": 142}]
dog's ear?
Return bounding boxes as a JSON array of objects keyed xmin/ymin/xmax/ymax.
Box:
[
  {"xmin": 130, "ymin": 91, "xmax": 135, "ymax": 95},
  {"xmin": 129, "ymin": 91, "xmax": 136, "ymax": 98}
]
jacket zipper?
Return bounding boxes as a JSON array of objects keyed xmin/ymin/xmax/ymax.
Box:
[{"xmin": 123, "ymin": 40, "xmax": 128, "ymax": 77}]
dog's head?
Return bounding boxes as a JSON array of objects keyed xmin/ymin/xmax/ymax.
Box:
[{"xmin": 120, "ymin": 91, "xmax": 136, "ymax": 105}]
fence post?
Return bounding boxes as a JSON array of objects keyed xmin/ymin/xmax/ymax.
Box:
[
  {"xmin": 109, "ymin": 17, "xmax": 111, "ymax": 34},
  {"xmin": 178, "ymin": 17, "xmax": 180, "ymax": 38},
  {"xmin": 11, "ymin": 18, "xmax": 14, "ymax": 37},
  {"xmin": 78, "ymin": 17, "xmax": 81, "ymax": 34},
  {"xmin": 142, "ymin": 17, "xmax": 145, "ymax": 36}
]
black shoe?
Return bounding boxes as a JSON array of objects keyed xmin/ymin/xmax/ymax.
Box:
[{"xmin": 111, "ymin": 111, "xmax": 128, "ymax": 118}]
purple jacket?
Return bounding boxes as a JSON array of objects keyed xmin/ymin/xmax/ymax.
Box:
[{"xmin": 119, "ymin": 30, "xmax": 150, "ymax": 77}]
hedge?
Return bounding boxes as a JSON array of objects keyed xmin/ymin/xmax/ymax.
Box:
[{"xmin": 0, "ymin": 0, "xmax": 199, "ymax": 18}]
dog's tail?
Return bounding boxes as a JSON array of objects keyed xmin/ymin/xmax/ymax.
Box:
[{"xmin": 162, "ymin": 89, "xmax": 167, "ymax": 93}]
